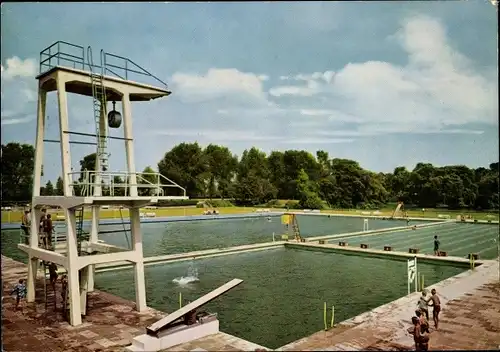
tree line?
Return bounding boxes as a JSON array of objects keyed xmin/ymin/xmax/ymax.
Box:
[{"xmin": 1, "ymin": 142, "xmax": 498, "ymax": 210}]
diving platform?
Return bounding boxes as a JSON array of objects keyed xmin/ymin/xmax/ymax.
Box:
[
  {"xmin": 128, "ymin": 279, "xmax": 243, "ymax": 351},
  {"xmin": 24, "ymin": 40, "xmax": 188, "ymax": 328}
]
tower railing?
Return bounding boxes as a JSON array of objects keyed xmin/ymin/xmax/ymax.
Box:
[
  {"xmin": 67, "ymin": 170, "xmax": 187, "ymax": 198},
  {"xmin": 39, "ymin": 41, "xmax": 168, "ymax": 89}
]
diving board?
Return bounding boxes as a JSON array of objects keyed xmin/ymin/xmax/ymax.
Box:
[{"xmin": 147, "ymin": 278, "xmax": 243, "ymax": 335}]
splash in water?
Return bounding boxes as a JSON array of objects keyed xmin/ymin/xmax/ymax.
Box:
[{"xmin": 172, "ymin": 261, "xmax": 199, "ymax": 285}]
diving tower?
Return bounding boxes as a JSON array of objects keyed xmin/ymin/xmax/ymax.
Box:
[{"xmin": 19, "ymin": 41, "xmax": 188, "ymax": 326}]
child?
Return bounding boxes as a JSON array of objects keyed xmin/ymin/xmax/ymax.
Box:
[
  {"xmin": 429, "ymin": 288, "xmax": 441, "ymax": 330},
  {"xmin": 10, "ymin": 279, "xmax": 27, "ymax": 310},
  {"xmin": 417, "ymin": 290, "xmax": 430, "ymax": 321}
]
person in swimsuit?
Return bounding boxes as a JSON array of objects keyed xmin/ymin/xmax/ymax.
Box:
[
  {"xmin": 417, "ymin": 290, "xmax": 430, "ymax": 321},
  {"xmin": 429, "ymin": 288, "xmax": 441, "ymax": 330},
  {"xmin": 433, "ymin": 235, "xmax": 440, "ymax": 256},
  {"xmin": 10, "ymin": 279, "xmax": 27, "ymax": 310},
  {"xmin": 407, "ymin": 316, "xmax": 429, "ymax": 351},
  {"xmin": 415, "ymin": 310, "xmax": 430, "ymax": 334}
]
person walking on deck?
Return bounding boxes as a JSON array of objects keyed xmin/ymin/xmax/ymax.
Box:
[{"xmin": 429, "ymin": 289, "xmax": 441, "ymax": 330}]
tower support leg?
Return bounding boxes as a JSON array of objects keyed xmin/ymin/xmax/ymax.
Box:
[{"xmin": 130, "ymin": 207, "xmax": 147, "ymax": 312}]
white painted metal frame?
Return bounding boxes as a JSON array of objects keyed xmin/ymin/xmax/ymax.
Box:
[{"xmin": 22, "ymin": 66, "xmax": 178, "ymax": 327}]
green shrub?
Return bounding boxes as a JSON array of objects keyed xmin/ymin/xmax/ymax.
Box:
[
  {"xmin": 157, "ymin": 199, "xmax": 198, "ymax": 207},
  {"xmin": 285, "ymin": 200, "xmax": 300, "ymax": 209},
  {"xmin": 265, "ymin": 199, "xmax": 281, "ymax": 208}
]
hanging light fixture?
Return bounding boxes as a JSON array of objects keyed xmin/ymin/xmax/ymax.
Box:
[{"xmin": 108, "ymin": 101, "xmax": 122, "ymax": 128}]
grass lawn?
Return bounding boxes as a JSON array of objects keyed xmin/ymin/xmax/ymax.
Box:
[{"xmin": 1, "ymin": 202, "xmax": 497, "ymax": 223}]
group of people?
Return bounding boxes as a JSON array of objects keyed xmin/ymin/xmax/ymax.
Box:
[
  {"xmin": 408, "ymin": 288, "xmax": 442, "ymax": 351},
  {"xmin": 7, "ymin": 262, "xmax": 69, "ymax": 313},
  {"xmin": 20, "ymin": 208, "xmax": 54, "ymax": 249}
]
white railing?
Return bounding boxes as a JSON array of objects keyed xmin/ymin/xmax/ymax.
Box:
[{"xmin": 67, "ymin": 170, "xmax": 187, "ymax": 198}]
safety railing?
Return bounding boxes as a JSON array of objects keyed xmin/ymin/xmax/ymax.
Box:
[
  {"xmin": 67, "ymin": 170, "xmax": 187, "ymax": 198},
  {"xmin": 39, "ymin": 41, "xmax": 85, "ymax": 73},
  {"xmin": 38, "ymin": 40, "xmax": 168, "ymax": 89},
  {"xmin": 18, "ymin": 225, "xmax": 67, "ymax": 253}
]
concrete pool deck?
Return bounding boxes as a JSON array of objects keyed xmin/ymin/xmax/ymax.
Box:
[
  {"xmin": 1, "ymin": 255, "xmax": 268, "ymax": 352},
  {"xmin": 278, "ymin": 258, "xmax": 500, "ymax": 351},
  {"xmin": 2, "ymin": 252, "xmax": 499, "ymax": 351}
]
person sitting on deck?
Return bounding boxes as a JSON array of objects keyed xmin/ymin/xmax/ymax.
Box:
[
  {"xmin": 433, "ymin": 235, "xmax": 440, "ymax": 256},
  {"xmin": 21, "ymin": 210, "xmax": 31, "ymax": 245},
  {"xmin": 10, "ymin": 279, "xmax": 27, "ymax": 310}
]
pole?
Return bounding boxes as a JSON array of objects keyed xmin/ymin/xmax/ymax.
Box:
[
  {"xmin": 272, "ymin": 232, "xmax": 275, "ymax": 242},
  {"xmin": 330, "ymin": 305, "xmax": 335, "ymax": 327},
  {"xmin": 179, "ymin": 292, "xmax": 182, "ymax": 309},
  {"xmin": 414, "ymin": 256, "xmax": 418, "ymax": 293},
  {"xmin": 323, "ymin": 302, "xmax": 328, "ymax": 331},
  {"xmin": 407, "ymin": 261, "xmax": 410, "ymax": 296}
]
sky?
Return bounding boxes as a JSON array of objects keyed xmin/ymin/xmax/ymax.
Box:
[{"xmin": 1, "ymin": 1, "xmax": 498, "ymax": 183}]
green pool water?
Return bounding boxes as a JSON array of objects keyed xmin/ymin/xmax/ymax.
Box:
[
  {"xmin": 95, "ymin": 248, "xmax": 465, "ymax": 349},
  {"xmin": 332, "ymin": 222, "xmax": 499, "ymax": 259},
  {"xmin": 1, "ymin": 215, "xmax": 430, "ymax": 260}
]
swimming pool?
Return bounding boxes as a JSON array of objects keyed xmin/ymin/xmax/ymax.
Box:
[
  {"xmin": 331, "ymin": 222, "xmax": 499, "ymax": 259},
  {"xmin": 94, "ymin": 247, "xmax": 465, "ymax": 349}
]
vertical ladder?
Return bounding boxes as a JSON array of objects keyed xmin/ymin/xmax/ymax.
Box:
[
  {"xmin": 76, "ymin": 207, "xmax": 86, "ymax": 255},
  {"xmin": 291, "ymin": 214, "xmax": 302, "ymax": 241},
  {"xmin": 87, "ymin": 47, "xmax": 111, "ymax": 190}
]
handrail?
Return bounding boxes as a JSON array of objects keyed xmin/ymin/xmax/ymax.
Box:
[
  {"xmin": 39, "ymin": 41, "xmax": 168, "ymax": 89},
  {"xmin": 67, "ymin": 170, "xmax": 187, "ymax": 197}
]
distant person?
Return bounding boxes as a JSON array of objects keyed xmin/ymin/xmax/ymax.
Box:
[
  {"xmin": 429, "ymin": 289, "xmax": 441, "ymax": 330},
  {"xmin": 42, "ymin": 214, "xmax": 54, "ymax": 249},
  {"xmin": 10, "ymin": 279, "xmax": 27, "ymax": 310},
  {"xmin": 39, "ymin": 209, "xmax": 47, "ymax": 245},
  {"xmin": 417, "ymin": 290, "xmax": 430, "ymax": 321},
  {"xmin": 48, "ymin": 262, "xmax": 58, "ymax": 292},
  {"xmin": 406, "ymin": 216, "xmax": 410, "ymax": 226},
  {"xmin": 412, "ymin": 225, "xmax": 417, "ymax": 230},
  {"xmin": 21, "ymin": 210, "xmax": 31, "ymax": 245},
  {"xmin": 433, "ymin": 235, "xmax": 440, "ymax": 256}
]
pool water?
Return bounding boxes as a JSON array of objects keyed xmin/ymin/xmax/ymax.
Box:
[
  {"xmin": 333, "ymin": 222, "xmax": 499, "ymax": 259},
  {"xmin": 1, "ymin": 215, "xmax": 430, "ymax": 259},
  {"xmin": 95, "ymin": 248, "xmax": 465, "ymax": 349}
]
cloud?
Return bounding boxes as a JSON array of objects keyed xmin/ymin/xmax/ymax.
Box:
[
  {"xmin": 171, "ymin": 68, "xmax": 268, "ymax": 104},
  {"xmin": 268, "ymin": 15, "xmax": 498, "ymax": 134},
  {"xmin": 1, "ymin": 56, "xmax": 37, "ymax": 80},
  {"xmin": 1, "ymin": 56, "xmax": 38, "ymax": 127}
]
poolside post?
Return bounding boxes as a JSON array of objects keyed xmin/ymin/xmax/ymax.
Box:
[
  {"xmin": 331, "ymin": 305, "xmax": 335, "ymax": 327},
  {"xmin": 272, "ymin": 232, "xmax": 275, "ymax": 242},
  {"xmin": 179, "ymin": 292, "xmax": 182, "ymax": 309},
  {"xmin": 323, "ymin": 302, "xmax": 328, "ymax": 330},
  {"xmin": 414, "ymin": 256, "xmax": 418, "ymax": 293}
]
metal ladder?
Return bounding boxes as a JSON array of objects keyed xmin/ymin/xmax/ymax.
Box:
[
  {"xmin": 76, "ymin": 207, "xmax": 87, "ymax": 255},
  {"xmin": 87, "ymin": 47, "xmax": 111, "ymax": 189},
  {"xmin": 291, "ymin": 214, "xmax": 302, "ymax": 241}
]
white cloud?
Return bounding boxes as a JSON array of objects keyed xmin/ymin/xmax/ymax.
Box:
[
  {"xmin": 1, "ymin": 57, "xmax": 37, "ymax": 80},
  {"xmin": 153, "ymin": 129, "xmax": 282, "ymax": 142},
  {"xmin": 171, "ymin": 68, "xmax": 268, "ymax": 104},
  {"xmin": 1, "ymin": 56, "xmax": 38, "ymax": 128},
  {"xmin": 268, "ymin": 16, "xmax": 498, "ymax": 134}
]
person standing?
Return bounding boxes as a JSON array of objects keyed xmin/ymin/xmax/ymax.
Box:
[
  {"xmin": 417, "ymin": 290, "xmax": 430, "ymax": 321},
  {"xmin": 429, "ymin": 289, "xmax": 441, "ymax": 330},
  {"xmin": 433, "ymin": 235, "xmax": 440, "ymax": 256},
  {"xmin": 21, "ymin": 210, "xmax": 31, "ymax": 245}
]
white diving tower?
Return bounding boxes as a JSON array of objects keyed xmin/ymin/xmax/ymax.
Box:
[{"xmin": 18, "ymin": 41, "xmax": 188, "ymax": 326}]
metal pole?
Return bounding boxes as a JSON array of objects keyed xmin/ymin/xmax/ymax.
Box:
[{"xmin": 407, "ymin": 259, "xmax": 410, "ymax": 295}]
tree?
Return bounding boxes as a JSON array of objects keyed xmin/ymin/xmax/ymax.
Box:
[
  {"xmin": 138, "ymin": 166, "xmax": 158, "ymax": 196},
  {"xmin": 203, "ymin": 144, "xmax": 238, "ymax": 199},
  {"xmin": 55, "ymin": 176, "xmax": 64, "ymax": 195},
  {"xmin": 296, "ymin": 169, "xmax": 324, "ymax": 209},
  {"xmin": 79, "ymin": 153, "xmax": 97, "ymax": 182},
  {"xmin": 158, "ymin": 142, "xmax": 207, "ymax": 197},
  {"xmin": 0, "ymin": 143, "xmax": 35, "ymax": 202},
  {"xmin": 42, "ymin": 180, "xmax": 55, "ymax": 196}
]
